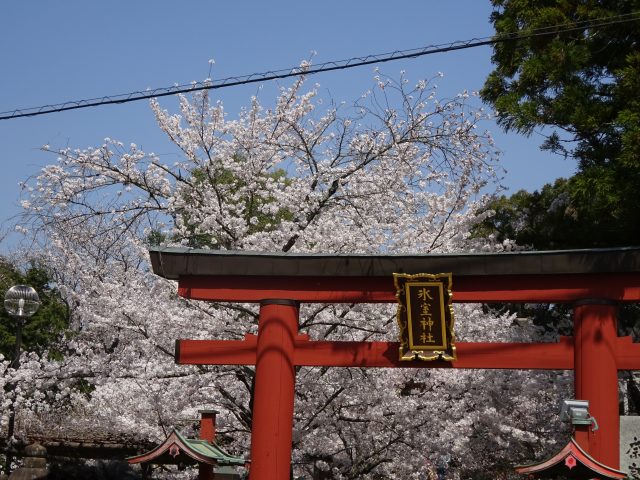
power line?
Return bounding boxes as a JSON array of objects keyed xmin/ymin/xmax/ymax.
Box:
[{"xmin": 1, "ymin": 12, "xmax": 638, "ymax": 121}]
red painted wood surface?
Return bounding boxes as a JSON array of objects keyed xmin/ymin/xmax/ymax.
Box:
[
  {"xmin": 293, "ymin": 338, "xmax": 575, "ymax": 369},
  {"xmin": 613, "ymin": 335, "xmax": 640, "ymax": 369},
  {"xmin": 176, "ymin": 337, "xmax": 574, "ymax": 369},
  {"xmin": 177, "ymin": 334, "xmax": 258, "ymax": 365},
  {"xmin": 199, "ymin": 411, "xmax": 216, "ymax": 443},
  {"xmin": 573, "ymin": 303, "xmax": 620, "ymax": 468},
  {"xmin": 515, "ymin": 437, "xmax": 626, "ymax": 478},
  {"xmin": 176, "ymin": 335, "xmax": 640, "ymax": 370},
  {"xmin": 249, "ymin": 302, "xmax": 299, "ymax": 480},
  {"xmin": 198, "ymin": 411, "xmax": 216, "ymax": 480},
  {"xmin": 172, "ymin": 268, "xmax": 640, "ymax": 477},
  {"xmin": 177, "ymin": 273, "xmax": 640, "ymax": 303}
]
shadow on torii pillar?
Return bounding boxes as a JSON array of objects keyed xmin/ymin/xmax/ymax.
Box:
[{"xmin": 149, "ymin": 246, "xmax": 640, "ymax": 480}]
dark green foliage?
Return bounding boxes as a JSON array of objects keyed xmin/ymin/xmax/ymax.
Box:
[
  {"xmin": 0, "ymin": 259, "xmax": 69, "ymax": 361},
  {"xmin": 479, "ymin": 4, "xmax": 640, "ymax": 414},
  {"xmin": 482, "ymin": 0, "xmax": 640, "ymax": 167},
  {"xmin": 474, "ymin": 177, "xmax": 640, "ymax": 249},
  {"xmin": 481, "ymin": 0, "xmax": 640, "ymax": 248},
  {"xmin": 145, "ymin": 230, "xmax": 167, "ymax": 247}
]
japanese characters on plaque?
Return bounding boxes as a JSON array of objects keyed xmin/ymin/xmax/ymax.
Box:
[{"xmin": 394, "ymin": 273, "xmax": 456, "ymax": 361}]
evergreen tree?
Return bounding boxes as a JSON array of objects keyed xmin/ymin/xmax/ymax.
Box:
[
  {"xmin": 0, "ymin": 259, "xmax": 68, "ymax": 361},
  {"xmin": 481, "ymin": 0, "xmax": 640, "ymax": 247}
]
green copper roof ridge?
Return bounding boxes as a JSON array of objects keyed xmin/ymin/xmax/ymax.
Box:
[
  {"xmin": 126, "ymin": 429, "xmax": 245, "ymax": 466},
  {"xmin": 173, "ymin": 429, "xmax": 246, "ymax": 465}
]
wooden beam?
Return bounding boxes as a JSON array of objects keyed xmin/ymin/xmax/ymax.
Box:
[
  {"xmin": 294, "ymin": 337, "xmax": 575, "ymax": 369},
  {"xmin": 613, "ymin": 336, "xmax": 640, "ymax": 370},
  {"xmin": 176, "ymin": 335, "xmax": 257, "ymax": 366},
  {"xmin": 176, "ymin": 336, "xmax": 574, "ymax": 370},
  {"xmin": 176, "ymin": 335, "xmax": 640, "ymax": 370},
  {"xmin": 177, "ymin": 273, "xmax": 640, "ymax": 304}
]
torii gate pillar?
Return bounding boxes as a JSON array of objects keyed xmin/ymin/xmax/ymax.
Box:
[
  {"xmin": 573, "ymin": 301, "xmax": 619, "ymax": 468},
  {"xmin": 250, "ymin": 300, "xmax": 299, "ymax": 480}
]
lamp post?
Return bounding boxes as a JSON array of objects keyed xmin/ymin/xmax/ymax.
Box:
[{"xmin": 3, "ymin": 285, "xmax": 40, "ymax": 475}]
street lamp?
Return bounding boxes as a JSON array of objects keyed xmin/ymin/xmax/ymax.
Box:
[
  {"xmin": 4, "ymin": 285, "xmax": 41, "ymax": 369},
  {"xmin": 5, "ymin": 285, "xmax": 41, "ymax": 367},
  {"xmin": 3, "ymin": 285, "xmax": 41, "ymax": 475}
]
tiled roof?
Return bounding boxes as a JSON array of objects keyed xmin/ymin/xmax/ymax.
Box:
[
  {"xmin": 515, "ymin": 437, "xmax": 627, "ymax": 479},
  {"xmin": 127, "ymin": 429, "xmax": 246, "ymax": 467}
]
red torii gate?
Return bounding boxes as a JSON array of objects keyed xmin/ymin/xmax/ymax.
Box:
[{"xmin": 149, "ymin": 246, "xmax": 640, "ymax": 479}]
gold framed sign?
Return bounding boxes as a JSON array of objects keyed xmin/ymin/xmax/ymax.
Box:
[{"xmin": 394, "ymin": 273, "xmax": 456, "ymax": 361}]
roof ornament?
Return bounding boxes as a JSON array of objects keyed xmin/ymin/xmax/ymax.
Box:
[{"xmin": 169, "ymin": 444, "xmax": 180, "ymax": 458}]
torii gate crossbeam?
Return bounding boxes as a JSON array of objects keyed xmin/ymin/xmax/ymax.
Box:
[{"xmin": 150, "ymin": 247, "xmax": 640, "ymax": 480}]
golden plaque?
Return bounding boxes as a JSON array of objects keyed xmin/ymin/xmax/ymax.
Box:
[{"xmin": 394, "ymin": 273, "xmax": 456, "ymax": 361}]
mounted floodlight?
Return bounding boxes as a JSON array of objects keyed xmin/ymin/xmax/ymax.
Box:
[{"xmin": 560, "ymin": 399, "xmax": 599, "ymax": 431}]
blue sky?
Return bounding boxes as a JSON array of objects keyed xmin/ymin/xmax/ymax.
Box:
[{"xmin": 0, "ymin": 1, "xmax": 576, "ymax": 251}]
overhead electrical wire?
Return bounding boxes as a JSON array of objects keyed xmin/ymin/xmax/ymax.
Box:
[{"xmin": 1, "ymin": 12, "xmax": 638, "ymax": 121}]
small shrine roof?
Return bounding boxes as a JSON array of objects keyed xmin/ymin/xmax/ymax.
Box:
[
  {"xmin": 515, "ymin": 437, "xmax": 627, "ymax": 479},
  {"xmin": 127, "ymin": 429, "xmax": 246, "ymax": 467},
  {"xmin": 149, "ymin": 246, "xmax": 640, "ymax": 280}
]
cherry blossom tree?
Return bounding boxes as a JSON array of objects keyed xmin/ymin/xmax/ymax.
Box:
[{"xmin": 8, "ymin": 68, "xmax": 570, "ymax": 478}]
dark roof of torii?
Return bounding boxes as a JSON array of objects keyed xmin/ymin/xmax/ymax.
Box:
[
  {"xmin": 148, "ymin": 246, "xmax": 640, "ymax": 280},
  {"xmin": 515, "ymin": 437, "xmax": 627, "ymax": 479},
  {"xmin": 126, "ymin": 429, "xmax": 246, "ymax": 467}
]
